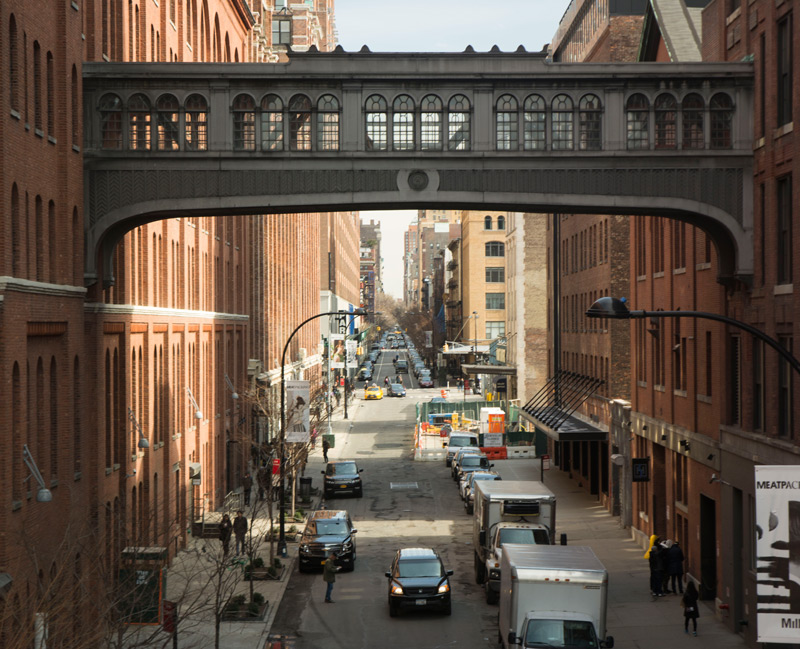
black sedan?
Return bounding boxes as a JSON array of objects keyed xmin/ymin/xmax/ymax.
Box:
[
  {"xmin": 387, "ymin": 383, "xmax": 406, "ymax": 397},
  {"xmin": 386, "ymin": 547, "xmax": 453, "ymax": 617}
]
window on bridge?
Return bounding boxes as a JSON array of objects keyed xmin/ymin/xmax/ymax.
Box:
[
  {"xmin": 233, "ymin": 94, "xmax": 256, "ymax": 151},
  {"xmin": 523, "ymin": 94, "xmax": 546, "ymax": 150},
  {"xmin": 157, "ymin": 94, "xmax": 180, "ymax": 151},
  {"xmin": 100, "ymin": 93, "xmax": 123, "ymax": 150},
  {"xmin": 289, "ymin": 94, "xmax": 312, "ymax": 151},
  {"xmin": 393, "ymin": 95, "xmax": 415, "ymax": 151},
  {"xmin": 496, "ymin": 94, "xmax": 519, "ymax": 150},
  {"xmin": 317, "ymin": 94, "xmax": 340, "ymax": 151},
  {"xmin": 420, "ymin": 94, "xmax": 443, "ymax": 150},
  {"xmin": 261, "ymin": 94, "xmax": 284, "ymax": 151},
  {"xmin": 681, "ymin": 93, "xmax": 704, "ymax": 150},
  {"xmin": 185, "ymin": 94, "xmax": 208, "ymax": 151},
  {"xmin": 128, "ymin": 93, "xmax": 152, "ymax": 150},
  {"xmin": 710, "ymin": 93, "xmax": 733, "ymax": 149},
  {"xmin": 654, "ymin": 93, "xmax": 677, "ymax": 149},
  {"xmin": 578, "ymin": 94, "xmax": 601, "ymax": 151},
  {"xmin": 447, "ymin": 94, "xmax": 471, "ymax": 151},
  {"xmin": 552, "ymin": 94, "xmax": 574, "ymax": 150},
  {"xmin": 365, "ymin": 94, "xmax": 388, "ymax": 151},
  {"xmin": 626, "ymin": 93, "xmax": 649, "ymax": 150}
]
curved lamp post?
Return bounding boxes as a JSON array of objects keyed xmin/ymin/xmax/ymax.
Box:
[
  {"xmin": 586, "ymin": 296, "xmax": 800, "ymax": 378},
  {"xmin": 277, "ymin": 307, "xmax": 368, "ymax": 557}
]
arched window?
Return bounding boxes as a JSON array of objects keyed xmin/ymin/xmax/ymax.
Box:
[
  {"xmin": 578, "ymin": 94, "xmax": 601, "ymax": 150},
  {"xmin": 156, "ymin": 94, "xmax": 180, "ymax": 150},
  {"xmin": 654, "ymin": 93, "xmax": 677, "ymax": 149},
  {"xmin": 496, "ymin": 94, "xmax": 518, "ymax": 150},
  {"xmin": 551, "ymin": 94, "xmax": 574, "ymax": 150},
  {"xmin": 232, "ymin": 93, "xmax": 255, "ymax": 151},
  {"xmin": 99, "ymin": 93, "xmax": 122, "ymax": 149},
  {"xmin": 681, "ymin": 93, "xmax": 704, "ymax": 149},
  {"xmin": 71, "ymin": 66, "xmax": 79, "ymax": 147},
  {"xmin": 11, "ymin": 184, "xmax": 21, "ymax": 276},
  {"xmin": 523, "ymin": 94, "xmax": 546, "ymax": 150},
  {"xmin": 484, "ymin": 215, "xmax": 493, "ymax": 230},
  {"xmin": 128, "ymin": 93, "xmax": 151, "ymax": 150},
  {"xmin": 261, "ymin": 94, "xmax": 283, "ymax": 151},
  {"xmin": 447, "ymin": 94, "xmax": 471, "ymax": 150},
  {"xmin": 184, "ymin": 94, "xmax": 208, "ymax": 150},
  {"xmin": 420, "ymin": 94, "xmax": 442, "ymax": 150},
  {"xmin": 317, "ymin": 94, "xmax": 340, "ymax": 151},
  {"xmin": 485, "ymin": 241, "xmax": 505, "ymax": 257},
  {"xmin": 46, "ymin": 52, "xmax": 54, "ymax": 136},
  {"xmin": 626, "ymin": 93, "xmax": 649, "ymax": 150},
  {"xmin": 9, "ymin": 15, "xmax": 19, "ymax": 112},
  {"xmin": 392, "ymin": 94, "xmax": 415, "ymax": 151},
  {"xmin": 289, "ymin": 94, "xmax": 312, "ymax": 151},
  {"xmin": 365, "ymin": 94, "xmax": 387, "ymax": 151},
  {"xmin": 710, "ymin": 93, "xmax": 733, "ymax": 149},
  {"xmin": 34, "ymin": 41, "xmax": 42, "ymax": 131},
  {"xmin": 497, "ymin": 215, "xmax": 505, "ymax": 230}
]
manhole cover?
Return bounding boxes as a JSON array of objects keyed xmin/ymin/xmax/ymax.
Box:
[{"xmin": 390, "ymin": 482, "xmax": 419, "ymax": 490}]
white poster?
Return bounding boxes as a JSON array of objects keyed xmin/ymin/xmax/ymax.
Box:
[
  {"xmin": 286, "ymin": 380, "xmax": 310, "ymax": 443},
  {"xmin": 425, "ymin": 330, "xmax": 433, "ymax": 348},
  {"xmin": 346, "ymin": 339, "xmax": 357, "ymax": 366},
  {"xmin": 330, "ymin": 334, "xmax": 345, "ymax": 369},
  {"xmin": 754, "ymin": 465, "xmax": 800, "ymax": 643}
]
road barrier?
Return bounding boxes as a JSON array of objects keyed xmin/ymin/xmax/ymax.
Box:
[
  {"xmin": 506, "ymin": 446, "xmax": 535, "ymax": 459},
  {"xmin": 481, "ymin": 447, "xmax": 508, "ymax": 460}
]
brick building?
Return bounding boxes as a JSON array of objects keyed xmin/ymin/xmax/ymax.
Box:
[
  {"xmin": 0, "ymin": 1, "xmax": 351, "ymax": 644},
  {"xmin": 359, "ymin": 218, "xmax": 381, "ymax": 318},
  {"xmin": 405, "ymin": 210, "xmax": 461, "ymax": 312}
]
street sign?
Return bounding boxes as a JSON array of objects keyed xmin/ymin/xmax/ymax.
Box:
[
  {"xmin": 495, "ymin": 377, "xmax": 507, "ymax": 392},
  {"xmin": 542, "ymin": 454, "xmax": 551, "ymax": 471},
  {"xmin": 632, "ymin": 458, "xmax": 650, "ymax": 482},
  {"xmin": 271, "ymin": 458, "xmax": 280, "ymax": 475}
]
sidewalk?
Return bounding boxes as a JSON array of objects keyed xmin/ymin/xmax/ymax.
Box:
[
  {"xmin": 508, "ymin": 463, "xmax": 749, "ymax": 649},
  {"xmin": 134, "ymin": 400, "xmax": 360, "ymax": 649}
]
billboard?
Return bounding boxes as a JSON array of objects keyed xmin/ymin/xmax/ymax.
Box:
[
  {"xmin": 755, "ymin": 465, "xmax": 800, "ymax": 643},
  {"xmin": 286, "ymin": 380, "xmax": 310, "ymax": 443},
  {"xmin": 330, "ymin": 334, "xmax": 345, "ymax": 369}
]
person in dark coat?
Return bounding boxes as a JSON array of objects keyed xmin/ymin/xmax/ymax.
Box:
[
  {"xmin": 218, "ymin": 514, "xmax": 233, "ymax": 556},
  {"xmin": 681, "ymin": 580, "xmax": 700, "ymax": 635},
  {"xmin": 323, "ymin": 551, "xmax": 340, "ymax": 603},
  {"xmin": 667, "ymin": 541, "xmax": 685, "ymax": 594},
  {"xmin": 233, "ymin": 510, "xmax": 248, "ymax": 556},
  {"xmin": 649, "ymin": 542, "xmax": 665, "ymax": 597},
  {"xmin": 241, "ymin": 472, "xmax": 253, "ymax": 506}
]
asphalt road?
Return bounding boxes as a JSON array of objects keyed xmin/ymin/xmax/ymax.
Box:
[{"xmin": 271, "ymin": 349, "xmax": 500, "ymax": 649}]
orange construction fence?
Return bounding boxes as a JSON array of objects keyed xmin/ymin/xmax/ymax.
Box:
[{"xmin": 481, "ymin": 447, "xmax": 508, "ymax": 460}]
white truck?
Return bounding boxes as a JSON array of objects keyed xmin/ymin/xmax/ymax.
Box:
[
  {"xmin": 473, "ymin": 481, "xmax": 559, "ymax": 604},
  {"xmin": 499, "ymin": 544, "xmax": 614, "ymax": 649},
  {"xmin": 443, "ymin": 431, "xmax": 480, "ymax": 467}
]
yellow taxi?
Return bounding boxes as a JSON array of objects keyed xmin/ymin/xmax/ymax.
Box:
[{"xmin": 364, "ymin": 384, "xmax": 383, "ymax": 400}]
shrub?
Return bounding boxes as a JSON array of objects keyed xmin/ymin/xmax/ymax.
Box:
[
  {"xmin": 247, "ymin": 602, "xmax": 261, "ymax": 616},
  {"xmin": 252, "ymin": 592, "xmax": 265, "ymax": 605},
  {"xmin": 267, "ymin": 566, "xmax": 277, "ymax": 578},
  {"xmin": 288, "ymin": 524, "xmax": 298, "ymax": 534},
  {"xmin": 273, "ymin": 557, "xmax": 283, "ymax": 569},
  {"xmin": 252, "ymin": 557, "xmax": 265, "ymax": 569},
  {"xmin": 231, "ymin": 594, "xmax": 246, "ymax": 606}
]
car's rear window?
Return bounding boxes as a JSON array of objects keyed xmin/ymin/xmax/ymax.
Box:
[
  {"xmin": 450, "ymin": 437, "xmax": 476, "ymax": 447},
  {"xmin": 327, "ymin": 462, "xmax": 358, "ymax": 475}
]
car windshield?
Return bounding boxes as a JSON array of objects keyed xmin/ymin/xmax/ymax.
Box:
[
  {"xmin": 497, "ymin": 528, "xmax": 550, "ymax": 546},
  {"xmin": 311, "ymin": 519, "xmax": 349, "ymax": 535},
  {"xmin": 523, "ymin": 620, "xmax": 598, "ymax": 648},
  {"xmin": 327, "ymin": 462, "xmax": 357, "ymax": 475},
  {"xmin": 391, "ymin": 384, "xmax": 403, "ymax": 391},
  {"xmin": 397, "ymin": 559, "xmax": 443, "ymax": 578},
  {"xmin": 450, "ymin": 437, "xmax": 476, "ymax": 447}
]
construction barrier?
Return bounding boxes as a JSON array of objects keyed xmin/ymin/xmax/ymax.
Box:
[
  {"xmin": 506, "ymin": 446, "xmax": 535, "ymax": 459},
  {"xmin": 414, "ymin": 447, "xmax": 447, "ymax": 461},
  {"xmin": 481, "ymin": 446, "xmax": 508, "ymax": 460}
]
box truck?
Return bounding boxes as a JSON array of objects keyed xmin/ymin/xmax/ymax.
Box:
[
  {"xmin": 499, "ymin": 544, "xmax": 614, "ymax": 649},
  {"xmin": 473, "ymin": 480, "xmax": 559, "ymax": 603}
]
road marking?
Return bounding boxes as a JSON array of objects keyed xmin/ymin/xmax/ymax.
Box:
[{"xmin": 389, "ymin": 482, "xmax": 419, "ymax": 490}]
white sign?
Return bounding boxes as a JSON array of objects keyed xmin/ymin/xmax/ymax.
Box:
[
  {"xmin": 330, "ymin": 334, "xmax": 345, "ymax": 369},
  {"xmin": 286, "ymin": 380, "xmax": 310, "ymax": 443},
  {"xmin": 346, "ymin": 339, "xmax": 357, "ymax": 366},
  {"xmin": 755, "ymin": 465, "xmax": 800, "ymax": 643}
]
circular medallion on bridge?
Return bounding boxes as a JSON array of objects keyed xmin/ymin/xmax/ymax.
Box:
[{"xmin": 407, "ymin": 170, "xmax": 430, "ymax": 191}]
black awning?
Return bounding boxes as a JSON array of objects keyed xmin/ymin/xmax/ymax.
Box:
[{"xmin": 520, "ymin": 371, "xmax": 607, "ymax": 442}]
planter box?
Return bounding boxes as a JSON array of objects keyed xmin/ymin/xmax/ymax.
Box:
[
  {"xmin": 244, "ymin": 565, "xmax": 284, "ymax": 581},
  {"xmin": 221, "ymin": 601, "xmax": 268, "ymax": 622}
]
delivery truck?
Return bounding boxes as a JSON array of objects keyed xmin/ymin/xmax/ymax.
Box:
[
  {"xmin": 473, "ymin": 480, "xmax": 559, "ymax": 603},
  {"xmin": 499, "ymin": 544, "xmax": 614, "ymax": 649}
]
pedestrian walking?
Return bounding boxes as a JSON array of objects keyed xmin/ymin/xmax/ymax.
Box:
[
  {"xmin": 218, "ymin": 513, "xmax": 233, "ymax": 556},
  {"xmin": 681, "ymin": 581, "xmax": 700, "ymax": 635},
  {"xmin": 241, "ymin": 472, "xmax": 253, "ymax": 506},
  {"xmin": 257, "ymin": 466, "xmax": 269, "ymax": 501},
  {"xmin": 667, "ymin": 540, "xmax": 685, "ymax": 594},
  {"xmin": 323, "ymin": 551, "xmax": 340, "ymax": 603},
  {"xmin": 660, "ymin": 539, "xmax": 673, "ymax": 593},
  {"xmin": 648, "ymin": 539, "xmax": 665, "ymax": 597},
  {"xmin": 322, "ymin": 437, "xmax": 330, "ymax": 463},
  {"xmin": 233, "ymin": 510, "xmax": 248, "ymax": 556}
]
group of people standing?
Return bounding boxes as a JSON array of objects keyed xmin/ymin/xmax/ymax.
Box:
[{"xmin": 646, "ymin": 536, "xmax": 700, "ymax": 635}]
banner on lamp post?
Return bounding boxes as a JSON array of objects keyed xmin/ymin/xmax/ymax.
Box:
[
  {"xmin": 425, "ymin": 330, "xmax": 433, "ymax": 348},
  {"xmin": 286, "ymin": 380, "xmax": 310, "ymax": 443},
  {"xmin": 346, "ymin": 339, "xmax": 357, "ymax": 366},
  {"xmin": 754, "ymin": 465, "xmax": 800, "ymax": 643},
  {"xmin": 330, "ymin": 334, "xmax": 345, "ymax": 369}
]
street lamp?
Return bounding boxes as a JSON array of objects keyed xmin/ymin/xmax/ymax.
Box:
[
  {"xmin": 586, "ymin": 296, "xmax": 800, "ymax": 378},
  {"xmin": 278, "ymin": 308, "xmax": 368, "ymax": 557}
]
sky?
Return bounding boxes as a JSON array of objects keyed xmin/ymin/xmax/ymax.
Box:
[{"xmin": 338, "ymin": 0, "xmax": 571, "ymax": 297}]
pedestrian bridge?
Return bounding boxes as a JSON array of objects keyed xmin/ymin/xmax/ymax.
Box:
[{"xmin": 82, "ymin": 48, "xmax": 754, "ymax": 286}]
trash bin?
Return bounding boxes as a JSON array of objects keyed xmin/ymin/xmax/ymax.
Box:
[
  {"xmin": 299, "ymin": 476, "xmax": 312, "ymax": 500},
  {"xmin": 322, "ymin": 433, "xmax": 335, "ymax": 448}
]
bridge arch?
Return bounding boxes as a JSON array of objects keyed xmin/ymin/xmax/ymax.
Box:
[{"xmin": 82, "ymin": 52, "xmax": 754, "ymax": 286}]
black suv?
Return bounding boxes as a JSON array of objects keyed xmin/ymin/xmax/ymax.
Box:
[
  {"xmin": 298, "ymin": 509, "xmax": 358, "ymax": 572},
  {"xmin": 322, "ymin": 460, "xmax": 363, "ymax": 498},
  {"xmin": 385, "ymin": 547, "xmax": 453, "ymax": 617}
]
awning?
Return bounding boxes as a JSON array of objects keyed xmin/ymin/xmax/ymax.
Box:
[
  {"xmin": 460, "ymin": 364, "xmax": 516, "ymax": 375},
  {"xmin": 519, "ymin": 370, "xmax": 607, "ymax": 442}
]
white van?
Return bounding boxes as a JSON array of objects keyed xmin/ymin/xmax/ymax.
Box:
[{"xmin": 444, "ymin": 431, "xmax": 480, "ymax": 467}]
